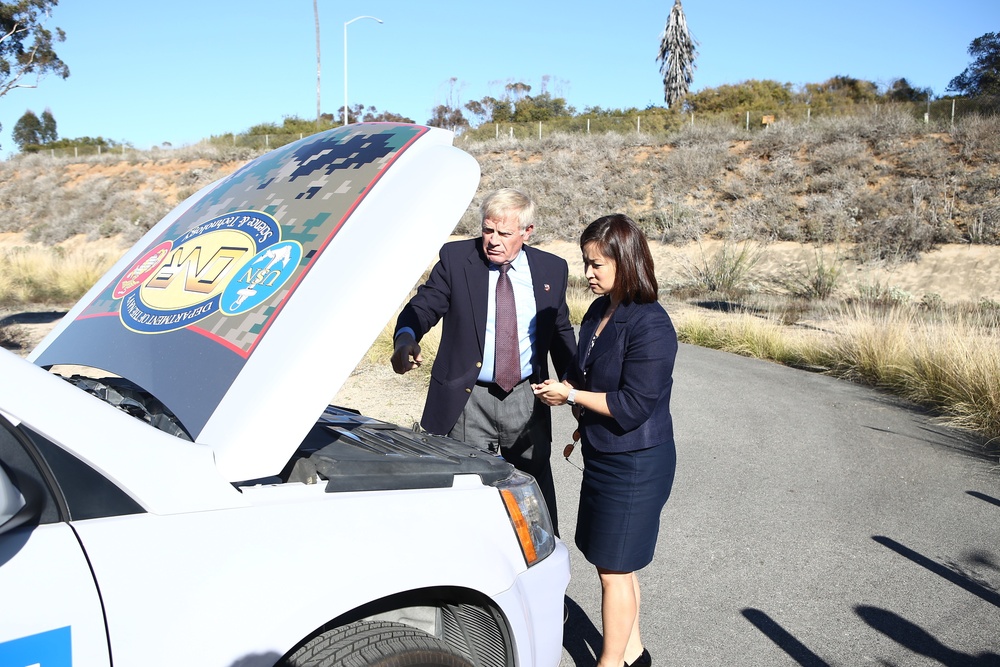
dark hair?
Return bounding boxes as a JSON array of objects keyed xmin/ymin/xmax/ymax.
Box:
[{"xmin": 580, "ymin": 214, "xmax": 658, "ymax": 304}]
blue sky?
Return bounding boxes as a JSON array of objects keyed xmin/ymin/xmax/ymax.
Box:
[{"xmin": 0, "ymin": 0, "xmax": 995, "ymax": 154}]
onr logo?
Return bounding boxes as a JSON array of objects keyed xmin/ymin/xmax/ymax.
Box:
[{"xmin": 141, "ymin": 230, "xmax": 254, "ymax": 310}]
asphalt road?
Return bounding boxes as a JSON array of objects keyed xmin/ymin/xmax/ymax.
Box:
[{"xmin": 553, "ymin": 343, "xmax": 1000, "ymax": 667}]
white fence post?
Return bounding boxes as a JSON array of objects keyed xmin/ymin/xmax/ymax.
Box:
[
  {"xmin": 538, "ymin": 121, "xmax": 542, "ymax": 140},
  {"xmin": 746, "ymin": 111, "xmax": 749, "ymax": 131},
  {"xmin": 587, "ymin": 118, "xmax": 590, "ymax": 134},
  {"xmin": 637, "ymin": 116, "xmax": 641, "ymax": 134}
]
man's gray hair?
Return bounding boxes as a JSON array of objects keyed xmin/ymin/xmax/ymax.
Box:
[{"xmin": 480, "ymin": 188, "xmax": 535, "ymax": 231}]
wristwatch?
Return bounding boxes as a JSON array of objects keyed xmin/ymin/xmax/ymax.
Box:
[{"xmin": 567, "ymin": 389, "xmax": 578, "ymax": 406}]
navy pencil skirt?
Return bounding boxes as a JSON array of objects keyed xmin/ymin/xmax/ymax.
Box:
[{"xmin": 574, "ymin": 439, "xmax": 677, "ymax": 572}]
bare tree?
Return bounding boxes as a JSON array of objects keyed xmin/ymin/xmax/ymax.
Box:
[{"xmin": 656, "ymin": 0, "xmax": 698, "ymax": 109}]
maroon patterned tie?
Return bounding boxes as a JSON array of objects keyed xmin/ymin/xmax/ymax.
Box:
[{"xmin": 494, "ymin": 263, "xmax": 520, "ymax": 392}]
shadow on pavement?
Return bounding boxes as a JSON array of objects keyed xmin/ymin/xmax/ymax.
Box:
[
  {"xmin": 0, "ymin": 311, "xmax": 66, "ymax": 327},
  {"xmin": 873, "ymin": 536, "xmax": 1000, "ymax": 609},
  {"xmin": 855, "ymin": 606, "xmax": 1000, "ymax": 666},
  {"xmin": 968, "ymin": 490, "xmax": 1000, "ymax": 509},
  {"xmin": 740, "ymin": 608, "xmax": 831, "ymax": 666},
  {"xmin": 562, "ymin": 596, "xmax": 601, "ymax": 667}
]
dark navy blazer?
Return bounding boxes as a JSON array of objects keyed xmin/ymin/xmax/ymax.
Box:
[
  {"xmin": 396, "ymin": 238, "xmax": 577, "ymax": 436},
  {"xmin": 568, "ymin": 296, "xmax": 677, "ymax": 453}
]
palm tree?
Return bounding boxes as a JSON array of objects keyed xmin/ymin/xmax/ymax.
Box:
[{"xmin": 656, "ymin": 0, "xmax": 698, "ymax": 109}]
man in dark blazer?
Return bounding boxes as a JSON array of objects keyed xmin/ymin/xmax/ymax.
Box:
[{"xmin": 391, "ymin": 188, "xmax": 576, "ymax": 528}]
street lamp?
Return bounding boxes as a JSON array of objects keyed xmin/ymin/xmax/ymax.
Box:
[
  {"xmin": 343, "ymin": 15, "xmax": 383, "ymax": 126},
  {"xmin": 314, "ymin": 0, "xmax": 321, "ymax": 123}
]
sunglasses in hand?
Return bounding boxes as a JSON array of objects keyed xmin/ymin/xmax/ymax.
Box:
[{"xmin": 563, "ymin": 429, "xmax": 582, "ymax": 471}]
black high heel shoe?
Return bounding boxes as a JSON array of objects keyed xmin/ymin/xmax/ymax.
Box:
[{"xmin": 624, "ymin": 648, "xmax": 651, "ymax": 667}]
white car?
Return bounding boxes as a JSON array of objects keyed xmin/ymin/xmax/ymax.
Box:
[{"xmin": 0, "ymin": 124, "xmax": 569, "ymax": 667}]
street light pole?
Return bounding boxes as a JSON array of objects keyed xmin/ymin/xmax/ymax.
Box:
[
  {"xmin": 343, "ymin": 15, "xmax": 383, "ymax": 126},
  {"xmin": 314, "ymin": 0, "xmax": 321, "ymax": 124}
]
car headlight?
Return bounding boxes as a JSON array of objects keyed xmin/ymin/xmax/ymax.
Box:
[{"xmin": 495, "ymin": 470, "xmax": 556, "ymax": 566}]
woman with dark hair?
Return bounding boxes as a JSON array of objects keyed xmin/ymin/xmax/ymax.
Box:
[{"xmin": 534, "ymin": 214, "xmax": 677, "ymax": 667}]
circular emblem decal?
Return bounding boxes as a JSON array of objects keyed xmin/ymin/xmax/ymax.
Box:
[
  {"xmin": 220, "ymin": 241, "xmax": 302, "ymax": 315},
  {"xmin": 113, "ymin": 241, "xmax": 172, "ymax": 299},
  {"xmin": 117, "ymin": 211, "xmax": 288, "ymax": 334}
]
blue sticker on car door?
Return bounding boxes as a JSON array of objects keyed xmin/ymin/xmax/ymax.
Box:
[{"xmin": 0, "ymin": 626, "xmax": 72, "ymax": 666}]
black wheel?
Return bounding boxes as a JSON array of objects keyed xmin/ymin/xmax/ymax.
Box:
[{"xmin": 281, "ymin": 620, "xmax": 473, "ymax": 667}]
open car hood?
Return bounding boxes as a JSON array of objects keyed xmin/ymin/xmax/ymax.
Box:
[{"xmin": 30, "ymin": 124, "xmax": 480, "ymax": 482}]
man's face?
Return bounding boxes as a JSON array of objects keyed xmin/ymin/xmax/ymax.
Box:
[{"xmin": 482, "ymin": 211, "xmax": 533, "ymax": 265}]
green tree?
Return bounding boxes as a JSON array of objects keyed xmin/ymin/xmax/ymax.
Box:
[
  {"xmin": 656, "ymin": 0, "xmax": 698, "ymax": 108},
  {"xmin": 687, "ymin": 79, "xmax": 793, "ymax": 113},
  {"xmin": 803, "ymin": 75, "xmax": 879, "ymax": 110},
  {"xmin": 38, "ymin": 105, "xmax": 55, "ymax": 141},
  {"xmin": 361, "ymin": 108, "xmax": 413, "ymax": 123},
  {"xmin": 885, "ymin": 77, "xmax": 932, "ymax": 103},
  {"xmin": 43, "ymin": 135, "xmax": 118, "ymax": 151},
  {"xmin": 427, "ymin": 76, "xmax": 469, "ymax": 131},
  {"xmin": 466, "ymin": 95, "xmax": 512, "ymax": 123},
  {"xmin": 336, "ymin": 104, "xmax": 414, "ymax": 125},
  {"xmin": 464, "ymin": 78, "xmax": 573, "ymax": 125},
  {"xmin": 11, "ymin": 107, "xmax": 40, "ymax": 148},
  {"xmin": 427, "ymin": 104, "xmax": 467, "ymax": 131},
  {"xmin": 0, "ymin": 1, "xmax": 69, "ymax": 98},
  {"xmin": 947, "ymin": 31, "xmax": 1000, "ymax": 97}
]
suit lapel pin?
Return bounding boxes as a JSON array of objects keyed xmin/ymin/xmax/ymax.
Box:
[{"xmin": 544, "ymin": 284, "xmax": 550, "ymax": 291}]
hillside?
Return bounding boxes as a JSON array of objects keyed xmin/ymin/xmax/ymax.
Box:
[
  {"xmin": 1, "ymin": 109, "xmax": 998, "ymax": 301},
  {"xmin": 2, "ymin": 113, "xmax": 999, "ymax": 439}
]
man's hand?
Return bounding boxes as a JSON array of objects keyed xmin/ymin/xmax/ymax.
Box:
[{"xmin": 391, "ymin": 331, "xmax": 423, "ymax": 375}]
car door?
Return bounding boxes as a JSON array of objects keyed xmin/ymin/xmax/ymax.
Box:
[{"xmin": 0, "ymin": 414, "xmax": 111, "ymax": 666}]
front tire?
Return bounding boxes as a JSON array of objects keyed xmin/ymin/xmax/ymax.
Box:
[{"xmin": 281, "ymin": 620, "xmax": 473, "ymax": 667}]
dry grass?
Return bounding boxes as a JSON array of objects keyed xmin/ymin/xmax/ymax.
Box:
[
  {"xmin": 674, "ymin": 301, "xmax": 1000, "ymax": 441},
  {"xmin": 0, "ymin": 246, "xmax": 116, "ymax": 306}
]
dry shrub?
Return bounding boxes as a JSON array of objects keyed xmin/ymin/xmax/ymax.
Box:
[
  {"xmin": 659, "ymin": 143, "xmax": 730, "ymax": 191},
  {"xmin": 667, "ymin": 120, "xmax": 746, "ymax": 148},
  {"xmin": 801, "ymin": 194, "xmax": 859, "ymax": 242},
  {"xmin": 677, "ymin": 239, "xmax": 765, "ymax": 296},
  {"xmin": 809, "ymin": 137, "xmax": 872, "ymax": 175},
  {"xmin": 0, "ymin": 323, "xmax": 30, "ymax": 351},
  {"xmin": 888, "ymin": 138, "xmax": 955, "ymax": 179},
  {"xmin": 727, "ymin": 193, "xmax": 801, "ymax": 241},
  {"xmin": 965, "ymin": 208, "xmax": 1000, "ymax": 245},
  {"xmin": 951, "ymin": 114, "xmax": 1000, "ymax": 163},
  {"xmin": 748, "ymin": 120, "xmax": 802, "ymax": 158},
  {"xmin": 778, "ymin": 247, "xmax": 845, "ymax": 300},
  {"xmin": 636, "ymin": 200, "xmax": 709, "ymax": 244}
]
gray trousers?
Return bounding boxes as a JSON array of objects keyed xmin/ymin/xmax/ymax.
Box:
[{"xmin": 449, "ymin": 380, "xmax": 559, "ymax": 536}]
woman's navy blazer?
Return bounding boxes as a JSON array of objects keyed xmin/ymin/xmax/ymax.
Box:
[{"xmin": 568, "ymin": 296, "xmax": 677, "ymax": 453}]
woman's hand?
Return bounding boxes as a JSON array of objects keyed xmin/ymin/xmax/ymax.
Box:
[{"xmin": 532, "ymin": 379, "xmax": 572, "ymax": 406}]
